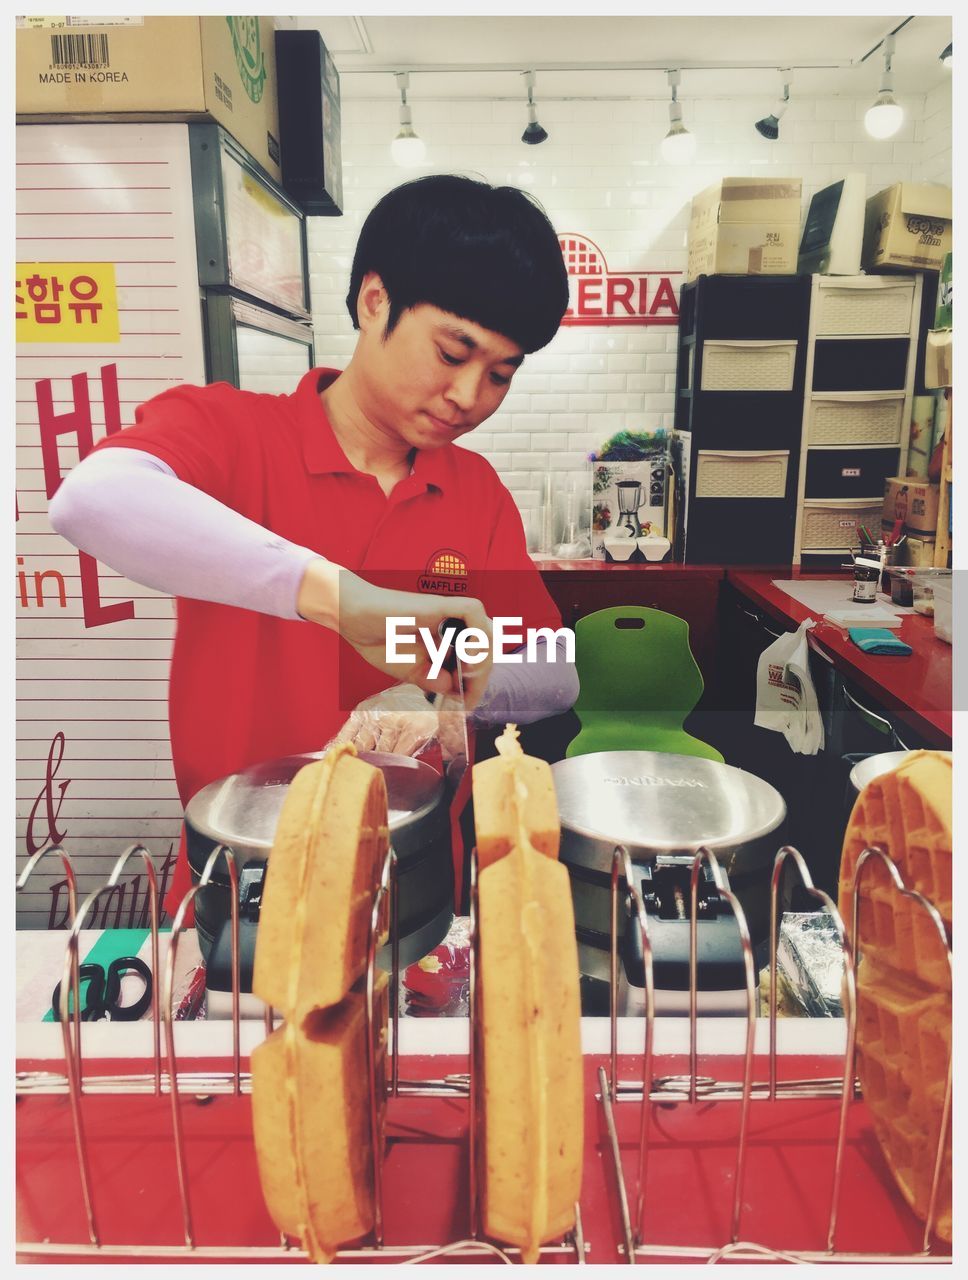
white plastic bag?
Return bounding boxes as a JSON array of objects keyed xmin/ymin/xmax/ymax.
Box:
[{"xmin": 754, "ymin": 618, "xmax": 824, "ymax": 755}]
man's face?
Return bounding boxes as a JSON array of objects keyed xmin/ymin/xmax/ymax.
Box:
[{"xmin": 355, "ymin": 277, "xmax": 525, "ymax": 450}]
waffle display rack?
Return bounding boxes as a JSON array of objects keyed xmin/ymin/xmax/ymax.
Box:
[{"xmin": 16, "ymin": 833, "xmax": 951, "ymax": 1264}]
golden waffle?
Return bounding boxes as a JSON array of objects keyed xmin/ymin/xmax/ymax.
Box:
[
  {"xmin": 252, "ymin": 746, "xmax": 390, "ymax": 1262},
  {"xmin": 474, "ymin": 726, "xmax": 583, "ymax": 1262},
  {"xmin": 838, "ymin": 750, "xmax": 951, "ymax": 1242}
]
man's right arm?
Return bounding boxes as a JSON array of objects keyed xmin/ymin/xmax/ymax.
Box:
[
  {"xmin": 48, "ymin": 447, "xmax": 319, "ymax": 619},
  {"xmin": 49, "ymin": 447, "xmax": 495, "ymax": 707}
]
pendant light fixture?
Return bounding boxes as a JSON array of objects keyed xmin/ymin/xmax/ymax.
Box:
[
  {"xmin": 660, "ymin": 69, "xmax": 696, "ymax": 164},
  {"xmin": 940, "ymin": 42, "xmax": 952, "ymax": 68},
  {"xmin": 755, "ymin": 69, "xmax": 792, "ymax": 140},
  {"xmin": 521, "ymin": 70, "xmax": 548, "ymax": 145},
  {"xmin": 391, "ymin": 71, "xmax": 426, "ymax": 167},
  {"xmin": 865, "ymin": 34, "xmax": 904, "ymax": 140}
]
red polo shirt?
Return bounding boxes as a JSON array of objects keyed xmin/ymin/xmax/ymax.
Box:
[{"xmin": 96, "ymin": 366, "xmax": 562, "ymax": 909}]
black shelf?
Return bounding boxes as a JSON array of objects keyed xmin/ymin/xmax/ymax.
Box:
[{"xmin": 676, "ymin": 274, "xmax": 811, "ymax": 565}]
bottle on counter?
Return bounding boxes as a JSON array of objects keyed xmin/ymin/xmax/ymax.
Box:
[{"xmin": 852, "ymin": 554, "xmax": 880, "ymax": 603}]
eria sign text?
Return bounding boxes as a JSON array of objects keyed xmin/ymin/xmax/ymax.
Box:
[{"xmin": 559, "ymin": 234, "xmax": 681, "ymax": 327}]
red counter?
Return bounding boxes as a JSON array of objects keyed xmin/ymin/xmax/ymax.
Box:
[
  {"xmin": 726, "ymin": 569, "xmax": 951, "ymax": 749},
  {"xmin": 535, "ymin": 560, "xmax": 952, "ymax": 750}
]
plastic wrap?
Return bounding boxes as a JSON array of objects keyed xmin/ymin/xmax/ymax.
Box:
[{"xmin": 775, "ymin": 911, "xmax": 845, "ymax": 1018}]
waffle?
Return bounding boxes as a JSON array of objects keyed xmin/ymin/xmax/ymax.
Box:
[
  {"xmin": 252, "ymin": 977, "xmax": 389, "ymax": 1262},
  {"xmin": 252, "ymin": 746, "xmax": 390, "ymax": 1262},
  {"xmin": 838, "ymin": 750, "xmax": 952, "ymax": 1243},
  {"xmin": 253, "ymin": 745, "xmax": 389, "ymax": 1018},
  {"xmin": 474, "ymin": 726, "xmax": 583, "ymax": 1262}
]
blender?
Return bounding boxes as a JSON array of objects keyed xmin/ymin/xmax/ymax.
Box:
[{"xmin": 616, "ymin": 479, "xmax": 645, "ymax": 537}]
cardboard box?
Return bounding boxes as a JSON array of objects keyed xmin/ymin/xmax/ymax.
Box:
[
  {"xmin": 687, "ymin": 177, "xmax": 802, "ymax": 281},
  {"xmin": 882, "ymin": 476, "xmax": 940, "ymax": 535},
  {"xmin": 935, "ymin": 252, "xmax": 952, "ymax": 328},
  {"xmin": 798, "ymin": 173, "xmax": 866, "ymax": 275},
  {"xmin": 16, "ymin": 16, "xmax": 281, "ymax": 183},
  {"xmin": 862, "ymin": 182, "xmax": 952, "ymax": 273},
  {"xmin": 900, "ymin": 533, "xmax": 938, "ymax": 568},
  {"xmin": 924, "ymin": 329, "xmax": 953, "ymax": 390}
]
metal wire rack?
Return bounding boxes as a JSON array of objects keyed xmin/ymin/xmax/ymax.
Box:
[
  {"xmin": 15, "ymin": 840, "xmax": 586, "ymax": 1264},
  {"xmin": 598, "ymin": 841, "xmax": 952, "ymax": 1264}
]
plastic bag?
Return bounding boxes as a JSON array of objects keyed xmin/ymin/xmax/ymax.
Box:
[{"xmin": 754, "ymin": 618, "xmax": 824, "ymax": 755}]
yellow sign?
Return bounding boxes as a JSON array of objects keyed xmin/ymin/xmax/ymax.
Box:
[{"xmin": 16, "ymin": 262, "xmax": 120, "ymax": 344}]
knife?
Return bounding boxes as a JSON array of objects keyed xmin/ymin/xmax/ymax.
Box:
[{"xmin": 437, "ymin": 616, "xmax": 470, "ymax": 776}]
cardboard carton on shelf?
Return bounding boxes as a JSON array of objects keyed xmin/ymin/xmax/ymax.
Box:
[
  {"xmin": 882, "ymin": 476, "xmax": 941, "ymax": 536},
  {"xmin": 687, "ymin": 177, "xmax": 802, "ymax": 281},
  {"xmin": 16, "ymin": 16, "xmax": 281, "ymax": 183},
  {"xmin": 923, "ymin": 329, "xmax": 953, "ymax": 390},
  {"xmin": 861, "ymin": 182, "xmax": 952, "ymax": 273}
]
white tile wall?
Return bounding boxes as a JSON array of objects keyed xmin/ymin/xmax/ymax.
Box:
[{"xmin": 307, "ymin": 89, "xmax": 951, "ymax": 523}]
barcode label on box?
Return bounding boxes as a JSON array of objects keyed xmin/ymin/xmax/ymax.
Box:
[{"xmin": 50, "ymin": 32, "xmax": 110, "ymax": 69}]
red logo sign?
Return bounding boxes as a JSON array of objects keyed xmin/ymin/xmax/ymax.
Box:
[{"xmin": 559, "ymin": 234, "xmax": 680, "ymax": 327}]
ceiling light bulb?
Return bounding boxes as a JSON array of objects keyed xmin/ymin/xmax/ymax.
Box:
[
  {"xmin": 755, "ymin": 72, "xmax": 791, "ymax": 140},
  {"xmin": 865, "ymin": 91, "xmax": 904, "ymax": 139},
  {"xmin": 661, "ymin": 91, "xmax": 695, "ymax": 164},
  {"xmin": 661, "ymin": 122, "xmax": 696, "ymax": 164},
  {"xmin": 865, "ymin": 34, "xmax": 904, "ymax": 140},
  {"xmin": 391, "ymin": 72, "xmax": 425, "ymax": 167},
  {"xmin": 521, "ymin": 71, "xmax": 548, "ymax": 145},
  {"xmin": 391, "ymin": 127, "xmax": 426, "ymax": 167},
  {"xmin": 660, "ymin": 70, "xmax": 696, "ymax": 164},
  {"xmin": 522, "ymin": 106, "xmax": 548, "ymax": 145}
]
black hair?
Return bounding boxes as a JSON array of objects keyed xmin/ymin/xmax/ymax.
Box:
[{"xmin": 345, "ymin": 174, "xmax": 569, "ymax": 354}]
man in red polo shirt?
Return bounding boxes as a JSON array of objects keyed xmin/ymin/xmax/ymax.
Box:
[{"xmin": 50, "ymin": 174, "xmax": 577, "ymax": 913}]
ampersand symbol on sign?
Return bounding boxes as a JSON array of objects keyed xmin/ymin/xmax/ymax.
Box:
[{"xmin": 25, "ymin": 732, "xmax": 70, "ymax": 856}]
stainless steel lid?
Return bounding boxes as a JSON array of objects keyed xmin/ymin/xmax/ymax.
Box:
[
  {"xmin": 848, "ymin": 750, "xmax": 950, "ymax": 794},
  {"xmin": 551, "ymin": 751, "xmax": 786, "ymax": 860},
  {"xmin": 185, "ymin": 750, "xmax": 445, "ymax": 866}
]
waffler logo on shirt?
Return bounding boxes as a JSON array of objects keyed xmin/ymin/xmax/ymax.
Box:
[
  {"xmin": 559, "ymin": 234, "xmax": 680, "ymax": 327},
  {"xmin": 419, "ymin": 548, "xmax": 469, "ymax": 594}
]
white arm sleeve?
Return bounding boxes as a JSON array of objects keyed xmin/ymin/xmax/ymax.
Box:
[{"xmin": 47, "ymin": 447, "xmax": 318, "ymax": 620}]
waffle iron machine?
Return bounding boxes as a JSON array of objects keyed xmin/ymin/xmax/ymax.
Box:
[
  {"xmin": 184, "ymin": 751, "xmax": 454, "ymax": 1017},
  {"xmin": 550, "ymin": 752, "xmax": 787, "ymax": 1015}
]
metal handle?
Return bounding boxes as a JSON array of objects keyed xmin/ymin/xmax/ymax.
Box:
[
  {"xmin": 736, "ymin": 600, "xmax": 782, "ymax": 641},
  {"xmin": 840, "ymin": 682, "xmax": 909, "ymax": 750}
]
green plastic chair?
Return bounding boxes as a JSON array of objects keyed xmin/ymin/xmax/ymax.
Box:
[{"xmin": 566, "ymin": 605, "xmax": 724, "ymax": 762}]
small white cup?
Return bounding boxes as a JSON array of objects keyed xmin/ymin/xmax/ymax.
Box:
[
  {"xmin": 636, "ymin": 535, "xmax": 671, "ymax": 562},
  {"xmin": 604, "ymin": 537, "xmax": 636, "ymax": 562}
]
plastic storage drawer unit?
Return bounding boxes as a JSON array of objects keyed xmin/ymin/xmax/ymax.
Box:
[
  {"xmin": 695, "ymin": 450, "xmax": 790, "ymax": 499},
  {"xmin": 806, "ymin": 393, "xmax": 906, "ymax": 447},
  {"xmin": 700, "ymin": 340, "xmax": 798, "ymax": 392},
  {"xmin": 813, "ymin": 280, "xmax": 916, "ymax": 337},
  {"xmin": 804, "ymin": 447, "xmax": 901, "ymax": 498},
  {"xmin": 800, "ymin": 499, "xmax": 883, "ymax": 551}
]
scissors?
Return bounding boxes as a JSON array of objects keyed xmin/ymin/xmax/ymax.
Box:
[{"xmin": 51, "ymin": 956, "xmax": 153, "ymax": 1022}]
